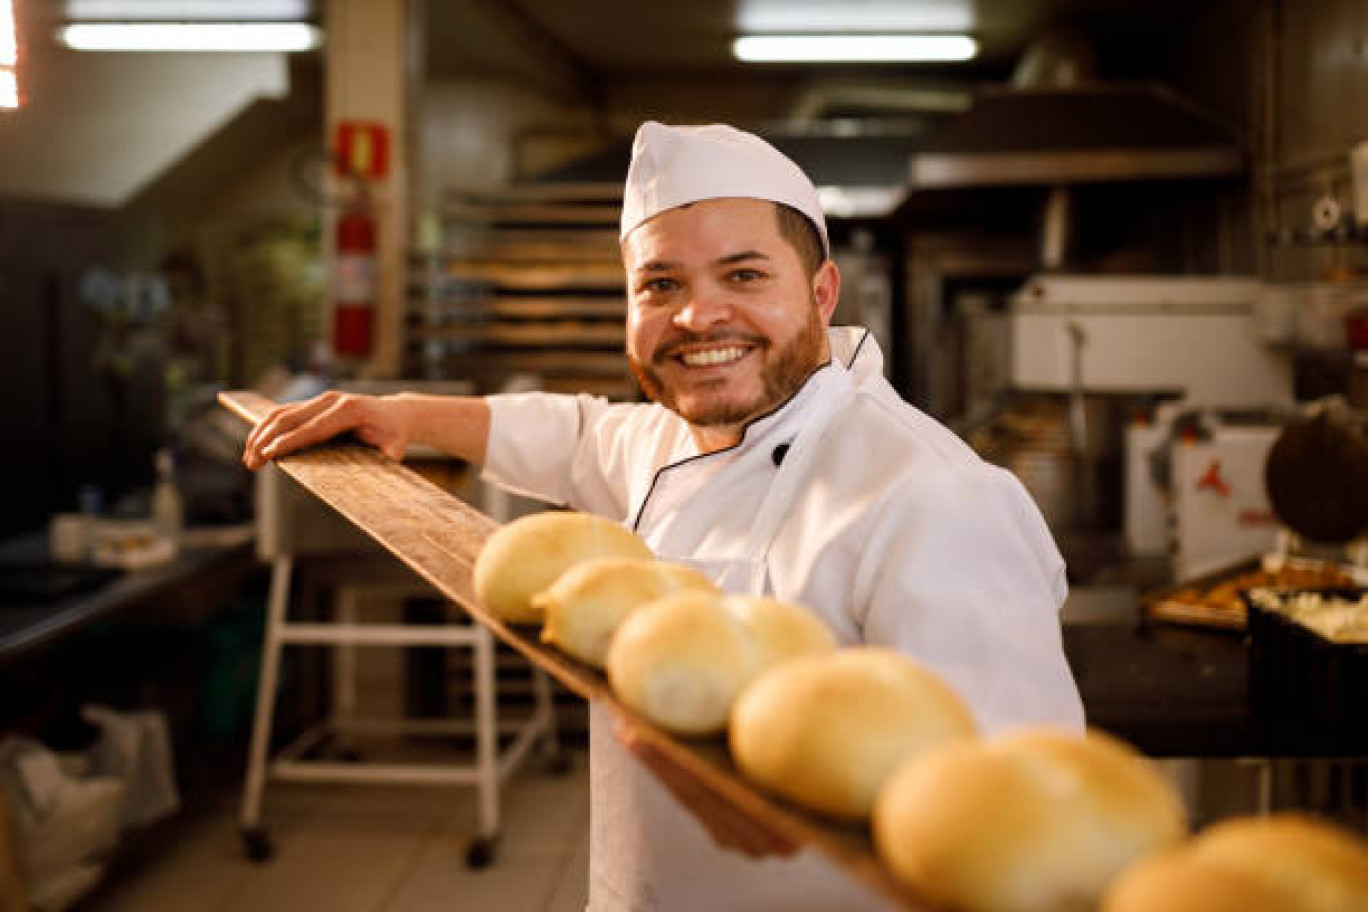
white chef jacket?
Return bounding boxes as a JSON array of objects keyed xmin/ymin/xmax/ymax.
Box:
[{"xmin": 483, "ymin": 326, "xmax": 1084, "ymax": 912}]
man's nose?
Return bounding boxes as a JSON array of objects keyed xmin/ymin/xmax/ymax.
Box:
[{"xmin": 673, "ymin": 285, "xmax": 733, "ymax": 330}]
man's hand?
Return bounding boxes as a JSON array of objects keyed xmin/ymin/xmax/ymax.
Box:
[
  {"xmin": 243, "ymin": 391, "xmax": 410, "ymax": 470},
  {"xmin": 614, "ymin": 719, "xmax": 799, "ymax": 859}
]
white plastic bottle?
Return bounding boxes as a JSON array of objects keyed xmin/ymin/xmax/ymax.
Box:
[{"xmin": 151, "ymin": 448, "xmax": 184, "ymax": 552}]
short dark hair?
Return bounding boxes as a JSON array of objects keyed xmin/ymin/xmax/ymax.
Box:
[{"xmin": 774, "ymin": 203, "xmax": 826, "ymax": 278}]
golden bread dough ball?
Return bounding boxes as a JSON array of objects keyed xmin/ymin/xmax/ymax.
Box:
[
  {"xmin": 537, "ymin": 558, "xmax": 718, "ymax": 667},
  {"xmin": 473, "ymin": 512, "xmax": 652, "ymax": 624},
  {"xmin": 874, "ymin": 728, "xmax": 1188, "ymax": 912},
  {"xmin": 721, "ymin": 595, "xmax": 838, "ymax": 668},
  {"xmin": 1102, "ymin": 813, "xmax": 1368, "ymax": 912},
  {"xmin": 606, "ymin": 591, "xmax": 841, "ymax": 736},
  {"xmin": 731, "ymin": 648, "xmax": 976, "ymax": 821},
  {"xmin": 607, "ymin": 590, "xmax": 753, "ymax": 736}
]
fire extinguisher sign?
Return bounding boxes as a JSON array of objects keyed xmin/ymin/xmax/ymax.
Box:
[{"xmin": 335, "ymin": 122, "xmax": 389, "ymax": 180}]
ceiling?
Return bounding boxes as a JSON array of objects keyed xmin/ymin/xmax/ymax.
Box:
[
  {"xmin": 23, "ymin": 1, "xmax": 1217, "ymax": 95},
  {"xmin": 422, "ymin": 0, "xmax": 1211, "ymax": 87},
  {"xmin": 8, "ymin": 0, "xmax": 1228, "ymax": 206}
]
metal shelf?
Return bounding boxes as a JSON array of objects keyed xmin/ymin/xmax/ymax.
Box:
[{"xmin": 407, "ymin": 184, "xmax": 633, "ymax": 397}]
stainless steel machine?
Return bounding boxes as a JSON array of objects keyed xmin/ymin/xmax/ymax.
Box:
[{"xmin": 999, "ymin": 274, "xmax": 1297, "ymax": 582}]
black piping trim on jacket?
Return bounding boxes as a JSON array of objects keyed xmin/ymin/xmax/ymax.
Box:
[
  {"xmin": 629, "ymin": 329, "xmax": 870, "ymax": 533},
  {"xmin": 849, "ymin": 328, "xmax": 872, "ymax": 368}
]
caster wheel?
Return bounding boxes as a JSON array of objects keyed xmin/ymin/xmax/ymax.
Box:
[
  {"xmin": 465, "ymin": 835, "xmax": 499, "ymax": 869},
  {"xmin": 545, "ymin": 749, "xmax": 573, "ymax": 777},
  {"xmin": 242, "ymin": 827, "xmax": 274, "ymax": 863}
]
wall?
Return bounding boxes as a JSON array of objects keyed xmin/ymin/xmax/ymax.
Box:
[
  {"xmin": 0, "ymin": 42, "xmax": 292, "ymax": 207},
  {"xmin": 1265, "ymin": 0, "xmax": 1368, "ymax": 283},
  {"xmin": 1169, "ymin": 0, "xmax": 1368, "ymax": 282},
  {"xmin": 418, "ymin": 72, "xmax": 809, "ymax": 206},
  {"xmin": 420, "ymin": 79, "xmax": 599, "ymax": 204},
  {"xmin": 0, "ymin": 55, "xmax": 323, "ymax": 537},
  {"xmin": 0, "ymin": 199, "xmax": 160, "ymax": 536}
]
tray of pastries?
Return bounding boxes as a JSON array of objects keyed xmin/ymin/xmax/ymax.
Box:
[{"xmin": 1145, "ymin": 555, "xmax": 1365, "ymax": 630}]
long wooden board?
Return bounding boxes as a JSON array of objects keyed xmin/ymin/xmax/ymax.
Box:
[{"xmin": 219, "ymin": 390, "xmax": 931, "ymax": 909}]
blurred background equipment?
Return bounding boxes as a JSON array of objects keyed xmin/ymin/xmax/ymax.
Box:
[{"xmin": 1264, "ymin": 399, "xmax": 1368, "ymax": 546}]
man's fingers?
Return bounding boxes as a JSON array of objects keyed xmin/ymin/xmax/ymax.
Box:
[
  {"xmin": 245, "ymin": 394, "xmax": 339, "ymax": 466},
  {"xmin": 247, "ymin": 393, "xmax": 331, "ymax": 450},
  {"xmin": 243, "ymin": 392, "xmax": 404, "ymax": 469},
  {"xmin": 257, "ymin": 398, "xmax": 357, "ymax": 462}
]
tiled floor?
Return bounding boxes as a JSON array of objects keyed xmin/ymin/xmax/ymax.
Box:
[{"xmin": 79, "ymin": 748, "xmax": 590, "ymax": 912}]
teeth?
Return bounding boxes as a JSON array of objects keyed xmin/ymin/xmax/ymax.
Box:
[{"xmin": 680, "ymin": 347, "xmax": 747, "ymax": 367}]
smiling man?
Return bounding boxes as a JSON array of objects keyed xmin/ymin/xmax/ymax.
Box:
[
  {"xmin": 243, "ymin": 121, "xmax": 1084, "ymax": 911},
  {"xmin": 624, "ymin": 195, "xmax": 835, "ymax": 448}
]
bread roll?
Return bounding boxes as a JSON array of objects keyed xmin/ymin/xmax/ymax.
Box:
[
  {"xmin": 536, "ymin": 558, "xmax": 718, "ymax": 667},
  {"xmin": 1100, "ymin": 849, "xmax": 1304, "ymax": 912},
  {"xmin": 607, "ymin": 590, "xmax": 753, "ymax": 735},
  {"xmin": 1102, "ymin": 814, "xmax": 1368, "ymax": 912},
  {"xmin": 606, "ymin": 592, "xmax": 835, "ymax": 736},
  {"xmin": 473, "ymin": 511, "xmax": 652, "ymax": 624},
  {"xmin": 722, "ymin": 595, "xmax": 838, "ymax": 667},
  {"xmin": 730, "ymin": 648, "xmax": 976, "ymax": 821},
  {"xmin": 872, "ymin": 729, "xmax": 1187, "ymax": 912}
]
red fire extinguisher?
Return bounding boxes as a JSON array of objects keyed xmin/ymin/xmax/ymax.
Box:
[{"xmin": 333, "ymin": 187, "xmax": 376, "ymax": 358}]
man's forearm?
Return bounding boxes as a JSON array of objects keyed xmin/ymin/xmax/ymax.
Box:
[{"xmin": 389, "ymin": 393, "xmax": 491, "ymax": 465}]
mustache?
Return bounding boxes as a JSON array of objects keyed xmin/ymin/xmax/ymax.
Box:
[{"xmin": 653, "ymin": 331, "xmax": 768, "ymax": 364}]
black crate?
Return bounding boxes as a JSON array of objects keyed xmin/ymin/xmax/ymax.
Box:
[{"xmin": 1245, "ymin": 587, "xmax": 1368, "ymax": 753}]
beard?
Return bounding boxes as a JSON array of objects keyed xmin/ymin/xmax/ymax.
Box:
[{"xmin": 629, "ymin": 305, "xmax": 828, "ymax": 428}]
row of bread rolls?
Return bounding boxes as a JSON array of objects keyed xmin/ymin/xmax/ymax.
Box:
[
  {"xmin": 741, "ymin": 659, "xmax": 1368, "ymax": 912},
  {"xmin": 472, "ymin": 512, "xmax": 1368, "ymax": 911},
  {"xmin": 472, "ymin": 512, "xmax": 838, "ymax": 736}
]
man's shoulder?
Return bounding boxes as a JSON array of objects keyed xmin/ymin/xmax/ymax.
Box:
[
  {"xmin": 825, "ymin": 381, "xmax": 985, "ymax": 481},
  {"xmin": 586, "ymin": 396, "xmax": 685, "ymax": 438}
]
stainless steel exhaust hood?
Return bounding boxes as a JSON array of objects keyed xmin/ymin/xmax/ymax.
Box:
[{"xmin": 908, "ymin": 82, "xmax": 1245, "ymax": 188}]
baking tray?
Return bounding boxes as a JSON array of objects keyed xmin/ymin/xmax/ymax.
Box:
[
  {"xmin": 219, "ymin": 390, "xmax": 930, "ymax": 910},
  {"xmin": 1143, "ymin": 555, "xmax": 1365, "ymax": 631}
]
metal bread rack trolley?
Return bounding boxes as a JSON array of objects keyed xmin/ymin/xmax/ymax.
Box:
[{"xmin": 236, "ymin": 388, "xmax": 563, "ymax": 869}]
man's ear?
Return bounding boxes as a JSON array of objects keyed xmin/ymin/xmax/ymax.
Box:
[{"xmin": 812, "ymin": 259, "xmax": 841, "ymax": 325}]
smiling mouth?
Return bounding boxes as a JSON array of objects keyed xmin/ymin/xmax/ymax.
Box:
[{"xmin": 677, "ymin": 346, "xmax": 750, "ymax": 368}]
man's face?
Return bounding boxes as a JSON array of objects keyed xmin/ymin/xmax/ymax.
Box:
[{"xmin": 622, "ymin": 198, "xmax": 839, "ymax": 446}]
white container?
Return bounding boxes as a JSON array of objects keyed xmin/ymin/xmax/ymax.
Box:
[{"xmin": 1170, "ymin": 425, "xmax": 1282, "ymax": 581}]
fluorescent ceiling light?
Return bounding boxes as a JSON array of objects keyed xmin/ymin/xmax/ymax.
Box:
[
  {"xmin": 738, "ymin": 0, "xmax": 973, "ymax": 33},
  {"xmin": 64, "ymin": 0, "xmax": 310, "ymax": 19},
  {"xmin": 0, "ymin": 69, "xmax": 15, "ymax": 109},
  {"xmin": 56, "ymin": 22, "xmax": 321, "ymax": 52},
  {"xmin": 734, "ymin": 34, "xmax": 977, "ymax": 63},
  {"xmin": 2, "ymin": 0, "xmax": 15, "ymax": 66}
]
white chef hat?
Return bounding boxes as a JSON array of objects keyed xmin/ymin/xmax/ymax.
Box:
[{"xmin": 620, "ymin": 121, "xmax": 829, "ymax": 256}]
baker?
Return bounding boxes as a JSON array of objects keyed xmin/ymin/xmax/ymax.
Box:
[{"xmin": 243, "ymin": 121, "xmax": 1085, "ymax": 911}]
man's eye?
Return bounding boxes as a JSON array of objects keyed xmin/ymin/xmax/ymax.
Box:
[
  {"xmin": 641, "ymin": 277, "xmax": 679, "ymax": 294},
  {"xmin": 729, "ymin": 268, "xmax": 764, "ymax": 283}
]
